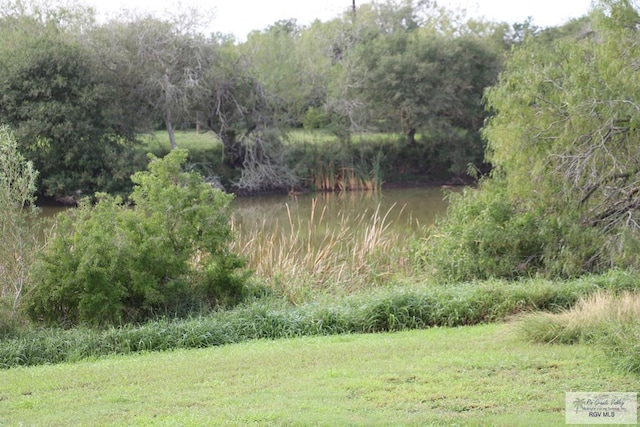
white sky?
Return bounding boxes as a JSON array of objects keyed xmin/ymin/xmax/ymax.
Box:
[{"xmin": 85, "ymin": 0, "xmax": 595, "ymax": 40}]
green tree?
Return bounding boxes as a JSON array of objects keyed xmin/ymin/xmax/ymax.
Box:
[
  {"xmin": 423, "ymin": 0, "xmax": 640, "ymax": 280},
  {"xmin": 0, "ymin": 9, "xmax": 146, "ymax": 198},
  {"xmin": 27, "ymin": 149, "xmax": 251, "ymax": 326},
  {"xmin": 0, "ymin": 126, "xmax": 41, "ymax": 328},
  {"xmin": 194, "ymin": 36, "xmax": 298, "ymax": 192},
  {"xmin": 89, "ymin": 14, "xmax": 211, "ymax": 149},
  {"xmin": 484, "ymin": 0, "xmax": 640, "ymax": 241},
  {"xmin": 242, "ymin": 19, "xmax": 326, "ymax": 127},
  {"xmin": 350, "ymin": 1, "xmax": 501, "ymax": 173}
]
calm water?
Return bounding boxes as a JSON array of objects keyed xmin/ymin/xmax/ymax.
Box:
[
  {"xmin": 39, "ymin": 186, "xmax": 456, "ymax": 237},
  {"xmin": 231, "ymin": 187, "xmax": 453, "ymax": 234}
]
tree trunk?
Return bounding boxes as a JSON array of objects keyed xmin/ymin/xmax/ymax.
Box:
[
  {"xmin": 407, "ymin": 127, "xmax": 417, "ymax": 146},
  {"xmin": 221, "ymin": 130, "xmax": 246, "ymax": 168},
  {"xmin": 165, "ymin": 110, "xmax": 177, "ymax": 150}
]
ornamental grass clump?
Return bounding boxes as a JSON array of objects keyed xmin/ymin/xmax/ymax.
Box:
[{"xmin": 517, "ymin": 291, "xmax": 640, "ymax": 345}]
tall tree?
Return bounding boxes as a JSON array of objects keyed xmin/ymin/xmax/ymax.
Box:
[
  {"xmin": 242, "ymin": 19, "xmax": 328, "ymax": 128},
  {"xmin": 0, "ymin": 11, "xmax": 144, "ymax": 198},
  {"xmin": 193, "ymin": 36, "xmax": 298, "ymax": 192},
  {"xmin": 346, "ymin": 1, "xmax": 500, "ymax": 172},
  {"xmin": 425, "ymin": 0, "xmax": 640, "ymax": 280},
  {"xmin": 484, "ymin": 1, "xmax": 640, "ymax": 235},
  {"xmin": 90, "ymin": 14, "xmax": 210, "ymax": 149}
]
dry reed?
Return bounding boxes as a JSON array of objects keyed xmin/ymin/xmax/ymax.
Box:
[
  {"xmin": 516, "ymin": 291, "xmax": 640, "ymax": 344},
  {"xmin": 230, "ymin": 199, "xmax": 412, "ymax": 301}
]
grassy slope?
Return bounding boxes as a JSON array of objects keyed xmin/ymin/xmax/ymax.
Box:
[{"xmin": 2, "ymin": 323, "xmax": 638, "ymax": 426}]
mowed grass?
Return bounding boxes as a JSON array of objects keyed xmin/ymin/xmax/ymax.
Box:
[
  {"xmin": 140, "ymin": 130, "xmax": 220, "ymax": 153},
  {"xmin": 141, "ymin": 129, "xmax": 399, "ymax": 153},
  {"xmin": 2, "ymin": 323, "xmax": 638, "ymax": 426}
]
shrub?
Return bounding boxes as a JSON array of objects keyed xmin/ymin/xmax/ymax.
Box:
[
  {"xmin": 0, "ymin": 125, "xmax": 42, "ymax": 332},
  {"xmin": 417, "ymin": 180, "xmax": 604, "ymax": 282},
  {"xmin": 26, "ymin": 149, "xmax": 251, "ymax": 327}
]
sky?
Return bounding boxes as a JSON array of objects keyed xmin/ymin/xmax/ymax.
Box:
[{"xmin": 85, "ymin": 0, "xmax": 595, "ymax": 40}]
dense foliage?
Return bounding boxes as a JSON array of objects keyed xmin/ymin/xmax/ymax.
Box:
[
  {"xmin": 0, "ymin": 0, "xmax": 511, "ymax": 196},
  {"xmin": 351, "ymin": 10, "xmax": 501, "ymax": 174},
  {"xmin": 0, "ymin": 126, "xmax": 41, "ymax": 330},
  {"xmin": 2, "ymin": 1, "xmax": 639, "ymax": 387},
  {"xmin": 0, "ymin": 12, "xmax": 148, "ymax": 198},
  {"xmin": 26, "ymin": 150, "xmax": 251, "ymax": 326},
  {"xmin": 423, "ymin": 0, "xmax": 640, "ymax": 280}
]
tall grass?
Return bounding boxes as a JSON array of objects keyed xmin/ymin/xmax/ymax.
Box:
[
  {"xmin": 516, "ymin": 290, "xmax": 640, "ymax": 373},
  {"xmin": 231, "ymin": 199, "xmax": 411, "ymax": 301},
  {"xmin": 4, "ymin": 272, "xmax": 635, "ymax": 368}
]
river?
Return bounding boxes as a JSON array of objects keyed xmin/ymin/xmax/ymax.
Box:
[
  {"xmin": 38, "ymin": 186, "xmax": 456, "ymax": 240},
  {"xmin": 232, "ymin": 186, "xmax": 453, "ymax": 234}
]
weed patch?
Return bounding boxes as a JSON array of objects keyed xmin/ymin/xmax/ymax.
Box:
[{"xmin": 232, "ymin": 199, "xmax": 412, "ymax": 300}]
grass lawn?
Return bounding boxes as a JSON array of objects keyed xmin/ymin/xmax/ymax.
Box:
[
  {"xmin": 140, "ymin": 130, "xmax": 220, "ymax": 153},
  {"xmin": 1, "ymin": 323, "xmax": 637, "ymax": 426}
]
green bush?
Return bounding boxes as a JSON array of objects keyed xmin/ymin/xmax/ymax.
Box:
[
  {"xmin": 0, "ymin": 125, "xmax": 42, "ymax": 333},
  {"xmin": 26, "ymin": 149, "xmax": 251, "ymax": 327},
  {"xmin": 302, "ymin": 107, "xmax": 331, "ymax": 130},
  {"xmin": 417, "ymin": 180, "xmax": 604, "ymax": 282}
]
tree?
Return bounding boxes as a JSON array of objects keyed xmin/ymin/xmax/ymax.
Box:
[
  {"xmin": 0, "ymin": 126, "xmax": 41, "ymax": 327},
  {"xmin": 348, "ymin": 1, "xmax": 500, "ymax": 173},
  {"xmin": 89, "ymin": 14, "xmax": 210, "ymax": 149},
  {"xmin": 192, "ymin": 37, "xmax": 298, "ymax": 192},
  {"xmin": 0, "ymin": 13, "xmax": 146, "ymax": 198},
  {"xmin": 484, "ymin": 1, "xmax": 640, "ymax": 237},
  {"xmin": 242, "ymin": 19, "xmax": 327, "ymax": 127},
  {"xmin": 422, "ymin": 0, "xmax": 640, "ymax": 280}
]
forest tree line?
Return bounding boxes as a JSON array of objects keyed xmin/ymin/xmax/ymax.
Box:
[{"xmin": 0, "ymin": 0, "xmax": 587, "ymax": 198}]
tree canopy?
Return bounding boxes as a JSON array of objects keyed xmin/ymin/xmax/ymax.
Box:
[
  {"xmin": 0, "ymin": 12, "xmax": 147, "ymax": 197},
  {"xmin": 423, "ymin": 0, "xmax": 640, "ymax": 280},
  {"xmin": 0, "ymin": 0, "xmax": 561, "ymax": 196}
]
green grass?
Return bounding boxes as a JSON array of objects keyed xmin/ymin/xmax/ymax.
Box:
[
  {"xmin": 1, "ymin": 323, "xmax": 638, "ymax": 426},
  {"xmin": 140, "ymin": 129, "xmax": 221, "ymax": 154},
  {"xmin": 286, "ymin": 129, "xmax": 404, "ymax": 145},
  {"xmin": 143, "ymin": 129, "xmax": 403, "ymax": 151},
  {"xmin": 3, "ymin": 270, "xmax": 639, "ymax": 369}
]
